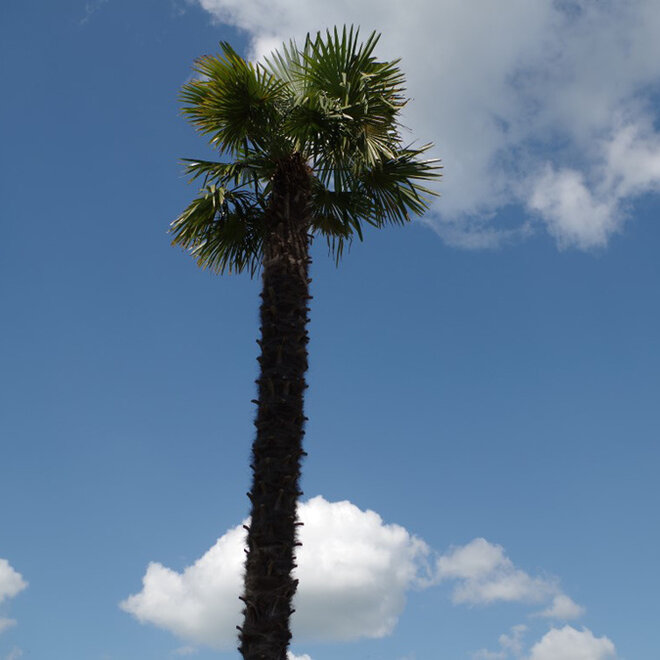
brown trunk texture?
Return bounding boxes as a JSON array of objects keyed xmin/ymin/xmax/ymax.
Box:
[{"xmin": 238, "ymin": 153, "xmax": 311, "ymax": 660}]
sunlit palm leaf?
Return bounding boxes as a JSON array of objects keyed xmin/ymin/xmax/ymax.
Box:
[
  {"xmin": 181, "ymin": 43, "xmax": 288, "ymax": 155},
  {"xmin": 296, "ymin": 27, "xmax": 406, "ymax": 165}
]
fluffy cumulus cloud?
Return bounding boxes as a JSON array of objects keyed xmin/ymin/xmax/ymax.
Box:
[
  {"xmin": 192, "ymin": 0, "xmax": 660, "ymax": 249},
  {"xmin": 121, "ymin": 496, "xmax": 430, "ymax": 649},
  {"xmin": 121, "ymin": 521, "xmax": 245, "ymax": 648},
  {"xmin": 0, "ymin": 560, "xmax": 26, "ymax": 605},
  {"xmin": 435, "ymin": 538, "xmax": 582, "ymax": 617},
  {"xmin": 529, "ymin": 626, "xmax": 616, "ymax": 660},
  {"xmin": 475, "ymin": 624, "xmax": 616, "ymax": 660},
  {"xmin": 0, "ymin": 559, "xmax": 27, "ymax": 636},
  {"xmin": 122, "ymin": 498, "xmax": 589, "ymax": 650}
]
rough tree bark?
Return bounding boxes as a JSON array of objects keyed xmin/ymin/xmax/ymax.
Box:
[{"xmin": 238, "ymin": 153, "xmax": 312, "ymax": 660}]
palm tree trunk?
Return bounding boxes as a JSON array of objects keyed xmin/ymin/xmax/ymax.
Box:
[{"xmin": 238, "ymin": 153, "xmax": 311, "ymax": 660}]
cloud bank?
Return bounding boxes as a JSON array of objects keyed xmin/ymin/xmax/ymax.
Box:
[
  {"xmin": 122, "ymin": 497, "xmax": 584, "ymax": 649},
  {"xmin": 192, "ymin": 0, "xmax": 660, "ymax": 250}
]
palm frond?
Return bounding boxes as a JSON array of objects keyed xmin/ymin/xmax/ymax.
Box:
[
  {"xmin": 262, "ymin": 37, "xmax": 308, "ymax": 93},
  {"xmin": 170, "ymin": 184, "xmax": 265, "ymax": 275},
  {"xmin": 174, "ymin": 27, "xmax": 442, "ymax": 274},
  {"xmin": 358, "ymin": 145, "xmax": 442, "ymax": 225},
  {"xmin": 307, "ymin": 143, "xmax": 441, "ymax": 260},
  {"xmin": 180, "ymin": 43, "xmax": 288, "ymax": 156},
  {"xmin": 310, "ymin": 180, "xmax": 369, "ymax": 237},
  {"xmin": 182, "ymin": 157, "xmax": 275, "ymax": 191},
  {"xmin": 288, "ymin": 26, "xmax": 407, "ymax": 167},
  {"xmin": 309, "ymin": 181, "xmax": 369, "ymax": 263}
]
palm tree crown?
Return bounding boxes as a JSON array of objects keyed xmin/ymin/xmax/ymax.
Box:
[
  {"xmin": 171, "ymin": 26, "xmax": 440, "ymax": 660},
  {"xmin": 171, "ymin": 26, "xmax": 440, "ymax": 272}
]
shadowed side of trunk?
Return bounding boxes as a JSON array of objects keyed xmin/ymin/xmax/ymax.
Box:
[{"xmin": 238, "ymin": 153, "xmax": 312, "ymax": 660}]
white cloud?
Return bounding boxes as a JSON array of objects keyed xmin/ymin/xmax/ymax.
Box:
[
  {"xmin": 473, "ymin": 624, "xmax": 527, "ymax": 659},
  {"xmin": 123, "ymin": 499, "xmax": 591, "ymax": 652},
  {"xmin": 603, "ymin": 118, "xmax": 660, "ymax": 197},
  {"xmin": 0, "ymin": 559, "xmax": 27, "ymax": 604},
  {"xmin": 121, "ymin": 496, "xmax": 430, "ymax": 649},
  {"xmin": 526, "ymin": 112, "xmax": 660, "ymax": 250},
  {"xmin": 499, "ymin": 624, "xmax": 527, "ymax": 656},
  {"xmin": 527, "ymin": 165, "xmax": 620, "ymax": 250},
  {"xmin": 0, "ymin": 559, "xmax": 26, "ymax": 637},
  {"xmin": 121, "ymin": 523, "xmax": 245, "ymax": 649},
  {"xmin": 529, "ymin": 626, "xmax": 616, "ymax": 660},
  {"xmin": 287, "ymin": 653, "xmax": 312, "ymax": 660},
  {"xmin": 435, "ymin": 538, "xmax": 574, "ymax": 608},
  {"xmin": 475, "ymin": 624, "xmax": 616, "ymax": 660},
  {"xmin": 172, "ymin": 646, "xmax": 198, "ymax": 656},
  {"xmin": 192, "ymin": 0, "xmax": 660, "ymax": 250},
  {"xmin": 537, "ymin": 594, "xmax": 585, "ymax": 620},
  {"xmin": 436, "ymin": 537, "xmax": 512, "ymax": 582}
]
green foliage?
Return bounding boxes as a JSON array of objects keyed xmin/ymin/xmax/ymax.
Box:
[{"xmin": 172, "ymin": 25, "xmax": 441, "ymax": 273}]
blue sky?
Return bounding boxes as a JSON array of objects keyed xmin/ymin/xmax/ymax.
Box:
[{"xmin": 1, "ymin": 1, "xmax": 659, "ymax": 659}]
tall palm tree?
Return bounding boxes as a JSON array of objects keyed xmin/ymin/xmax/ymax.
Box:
[{"xmin": 171, "ymin": 26, "xmax": 440, "ymax": 660}]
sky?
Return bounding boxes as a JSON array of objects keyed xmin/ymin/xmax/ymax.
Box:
[{"xmin": 1, "ymin": 1, "xmax": 659, "ymax": 659}]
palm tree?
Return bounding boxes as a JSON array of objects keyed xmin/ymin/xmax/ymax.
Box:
[{"xmin": 171, "ymin": 26, "xmax": 440, "ymax": 660}]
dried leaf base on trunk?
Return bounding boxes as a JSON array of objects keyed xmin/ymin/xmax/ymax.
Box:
[{"xmin": 238, "ymin": 155, "xmax": 311, "ymax": 660}]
